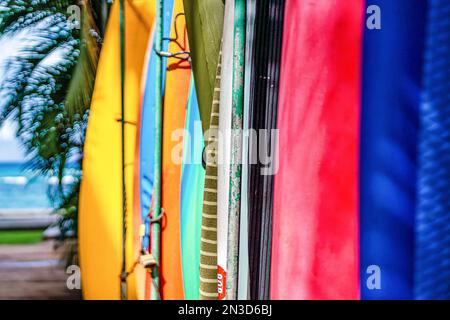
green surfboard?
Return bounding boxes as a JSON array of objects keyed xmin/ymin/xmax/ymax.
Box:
[{"xmin": 183, "ymin": 0, "xmax": 224, "ymax": 133}]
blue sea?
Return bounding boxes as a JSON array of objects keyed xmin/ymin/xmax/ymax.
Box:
[{"xmin": 0, "ymin": 162, "xmax": 78, "ymax": 209}]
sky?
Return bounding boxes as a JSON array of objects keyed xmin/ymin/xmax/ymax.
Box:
[
  {"xmin": 0, "ymin": 25, "xmax": 30, "ymax": 164},
  {"xmin": 0, "ymin": 120, "xmax": 26, "ymax": 163}
]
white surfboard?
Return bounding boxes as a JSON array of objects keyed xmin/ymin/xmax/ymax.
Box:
[
  {"xmin": 238, "ymin": 0, "xmax": 256, "ymax": 300},
  {"xmin": 217, "ymin": 0, "xmax": 235, "ymax": 300}
]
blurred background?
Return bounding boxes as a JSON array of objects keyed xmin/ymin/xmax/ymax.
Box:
[{"xmin": 0, "ymin": 0, "xmax": 108, "ymax": 299}]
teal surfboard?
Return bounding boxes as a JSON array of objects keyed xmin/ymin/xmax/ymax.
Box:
[
  {"xmin": 226, "ymin": 0, "xmax": 245, "ymax": 300},
  {"xmin": 181, "ymin": 76, "xmax": 205, "ymax": 299}
]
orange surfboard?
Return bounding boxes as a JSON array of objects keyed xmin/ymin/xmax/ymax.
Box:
[{"xmin": 159, "ymin": 0, "xmax": 191, "ymax": 299}]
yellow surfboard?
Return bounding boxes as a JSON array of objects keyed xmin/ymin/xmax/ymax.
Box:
[{"xmin": 79, "ymin": 0, "xmax": 155, "ymax": 300}]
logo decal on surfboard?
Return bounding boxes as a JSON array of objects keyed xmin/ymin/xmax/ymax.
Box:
[{"xmin": 218, "ymin": 266, "xmax": 226, "ymax": 300}]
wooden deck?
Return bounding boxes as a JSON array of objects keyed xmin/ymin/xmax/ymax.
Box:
[{"xmin": 0, "ymin": 241, "xmax": 81, "ymax": 300}]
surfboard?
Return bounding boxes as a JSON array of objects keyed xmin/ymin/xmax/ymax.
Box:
[
  {"xmin": 79, "ymin": 0, "xmax": 154, "ymax": 300},
  {"xmin": 271, "ymin": 0, "xmax": 362, "ymax": 300},
  {"xmin": 183, "ymin": 0, "xmax": 224, "ymax": 133},
  {"xmin": 247, "ymin": 0, "xmax": 284, "ymax": 300},
  {"xmin": 416, "ymin": 0, "xmax": 450, "ymax": 300},
  {"xmin": 237, "ymin": 0, "xmax": 256, "ymax": 301},
  {"xmin": 132, "ymin": 26, "xmax": 154, "ymax": 302},
  {"xmin": 180, "ymin": 76, "xmax": 204, "ymax": 300},
  {"xmin": 198, "ymin": 56, "xmax": 222, "ymax": 300},
  {"xmin": 226, "ymin": 0, "xmax": 245, "ymax": 300},
  {"xmin": 159, "ymin": 0, "xmax": 191, "ymax": 299},
  {"xmin": 217, "ymin": 0, "xmax": 234, "ymax": 300},
  {"xmin": 133, "ymin": 0, "xmax": 174, "ymax": 300},
  {"xmin": 360, "ymin": 0, "xmax": 426, "ymax": 300}
]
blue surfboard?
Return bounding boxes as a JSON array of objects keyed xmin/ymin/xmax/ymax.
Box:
[
  {"xmin": 139, "ymin": 0, "xmax": 174, "ymax": 251},
  {"xmin": 360, "ymin": 0, "xmax": 427, "ymax": 299}
]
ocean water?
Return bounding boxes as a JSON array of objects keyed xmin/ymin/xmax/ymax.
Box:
[{"xmin": 0, "ymin": 162, "xmax": 78, "ymax": 209}]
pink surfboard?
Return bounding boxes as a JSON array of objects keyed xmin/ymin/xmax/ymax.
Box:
[{"xmin": 270, "ymin": 0, "xmax": 363, "ymax": 300}]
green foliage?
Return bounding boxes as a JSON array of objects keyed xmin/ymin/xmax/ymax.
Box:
[
  {"xmin": 0, "ymin": 0, "xmax": 103, "ymax": 238},
  {"xmin": 0, "ymin": 229, "xmax": 43, "ymax": 244}
]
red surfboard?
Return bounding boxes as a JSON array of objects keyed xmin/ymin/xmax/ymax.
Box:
[{"xmin": 270, "ymin": 0, "xmax": 363, "ymax": 300}]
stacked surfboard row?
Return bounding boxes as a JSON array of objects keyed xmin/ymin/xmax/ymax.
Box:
[{"xmin": 78, "ymin": 0, "xmax": 450, "ymax": 300}]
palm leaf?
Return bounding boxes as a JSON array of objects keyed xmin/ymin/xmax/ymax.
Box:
[
  {"xmin": 64, "ymin": 0, "xmax": 100, "ymax": 119},
  {"xmin": 0, "ymin": 0, "xmax": 105, "ymax": 239}
]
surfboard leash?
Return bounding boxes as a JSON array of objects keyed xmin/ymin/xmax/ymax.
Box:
[
  {"xmin": 119, "ymin": 0, "xmax": 128, "ymax": 300},
  {"xmin": 155, "ymin": 12, "xmax": 191, "ymax": 62},
  {"xmin": 149, "ymin": 0, "xmax": 164, "ymax": 301}
]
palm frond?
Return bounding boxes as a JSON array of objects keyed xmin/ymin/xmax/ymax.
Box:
[
  {"xmin": 64, "ymin": 0, "xmax": 100, "ymax": 119},
  {"xmin": 0, "ymin": 0, "xmax": 105, "ymax": 240}
]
